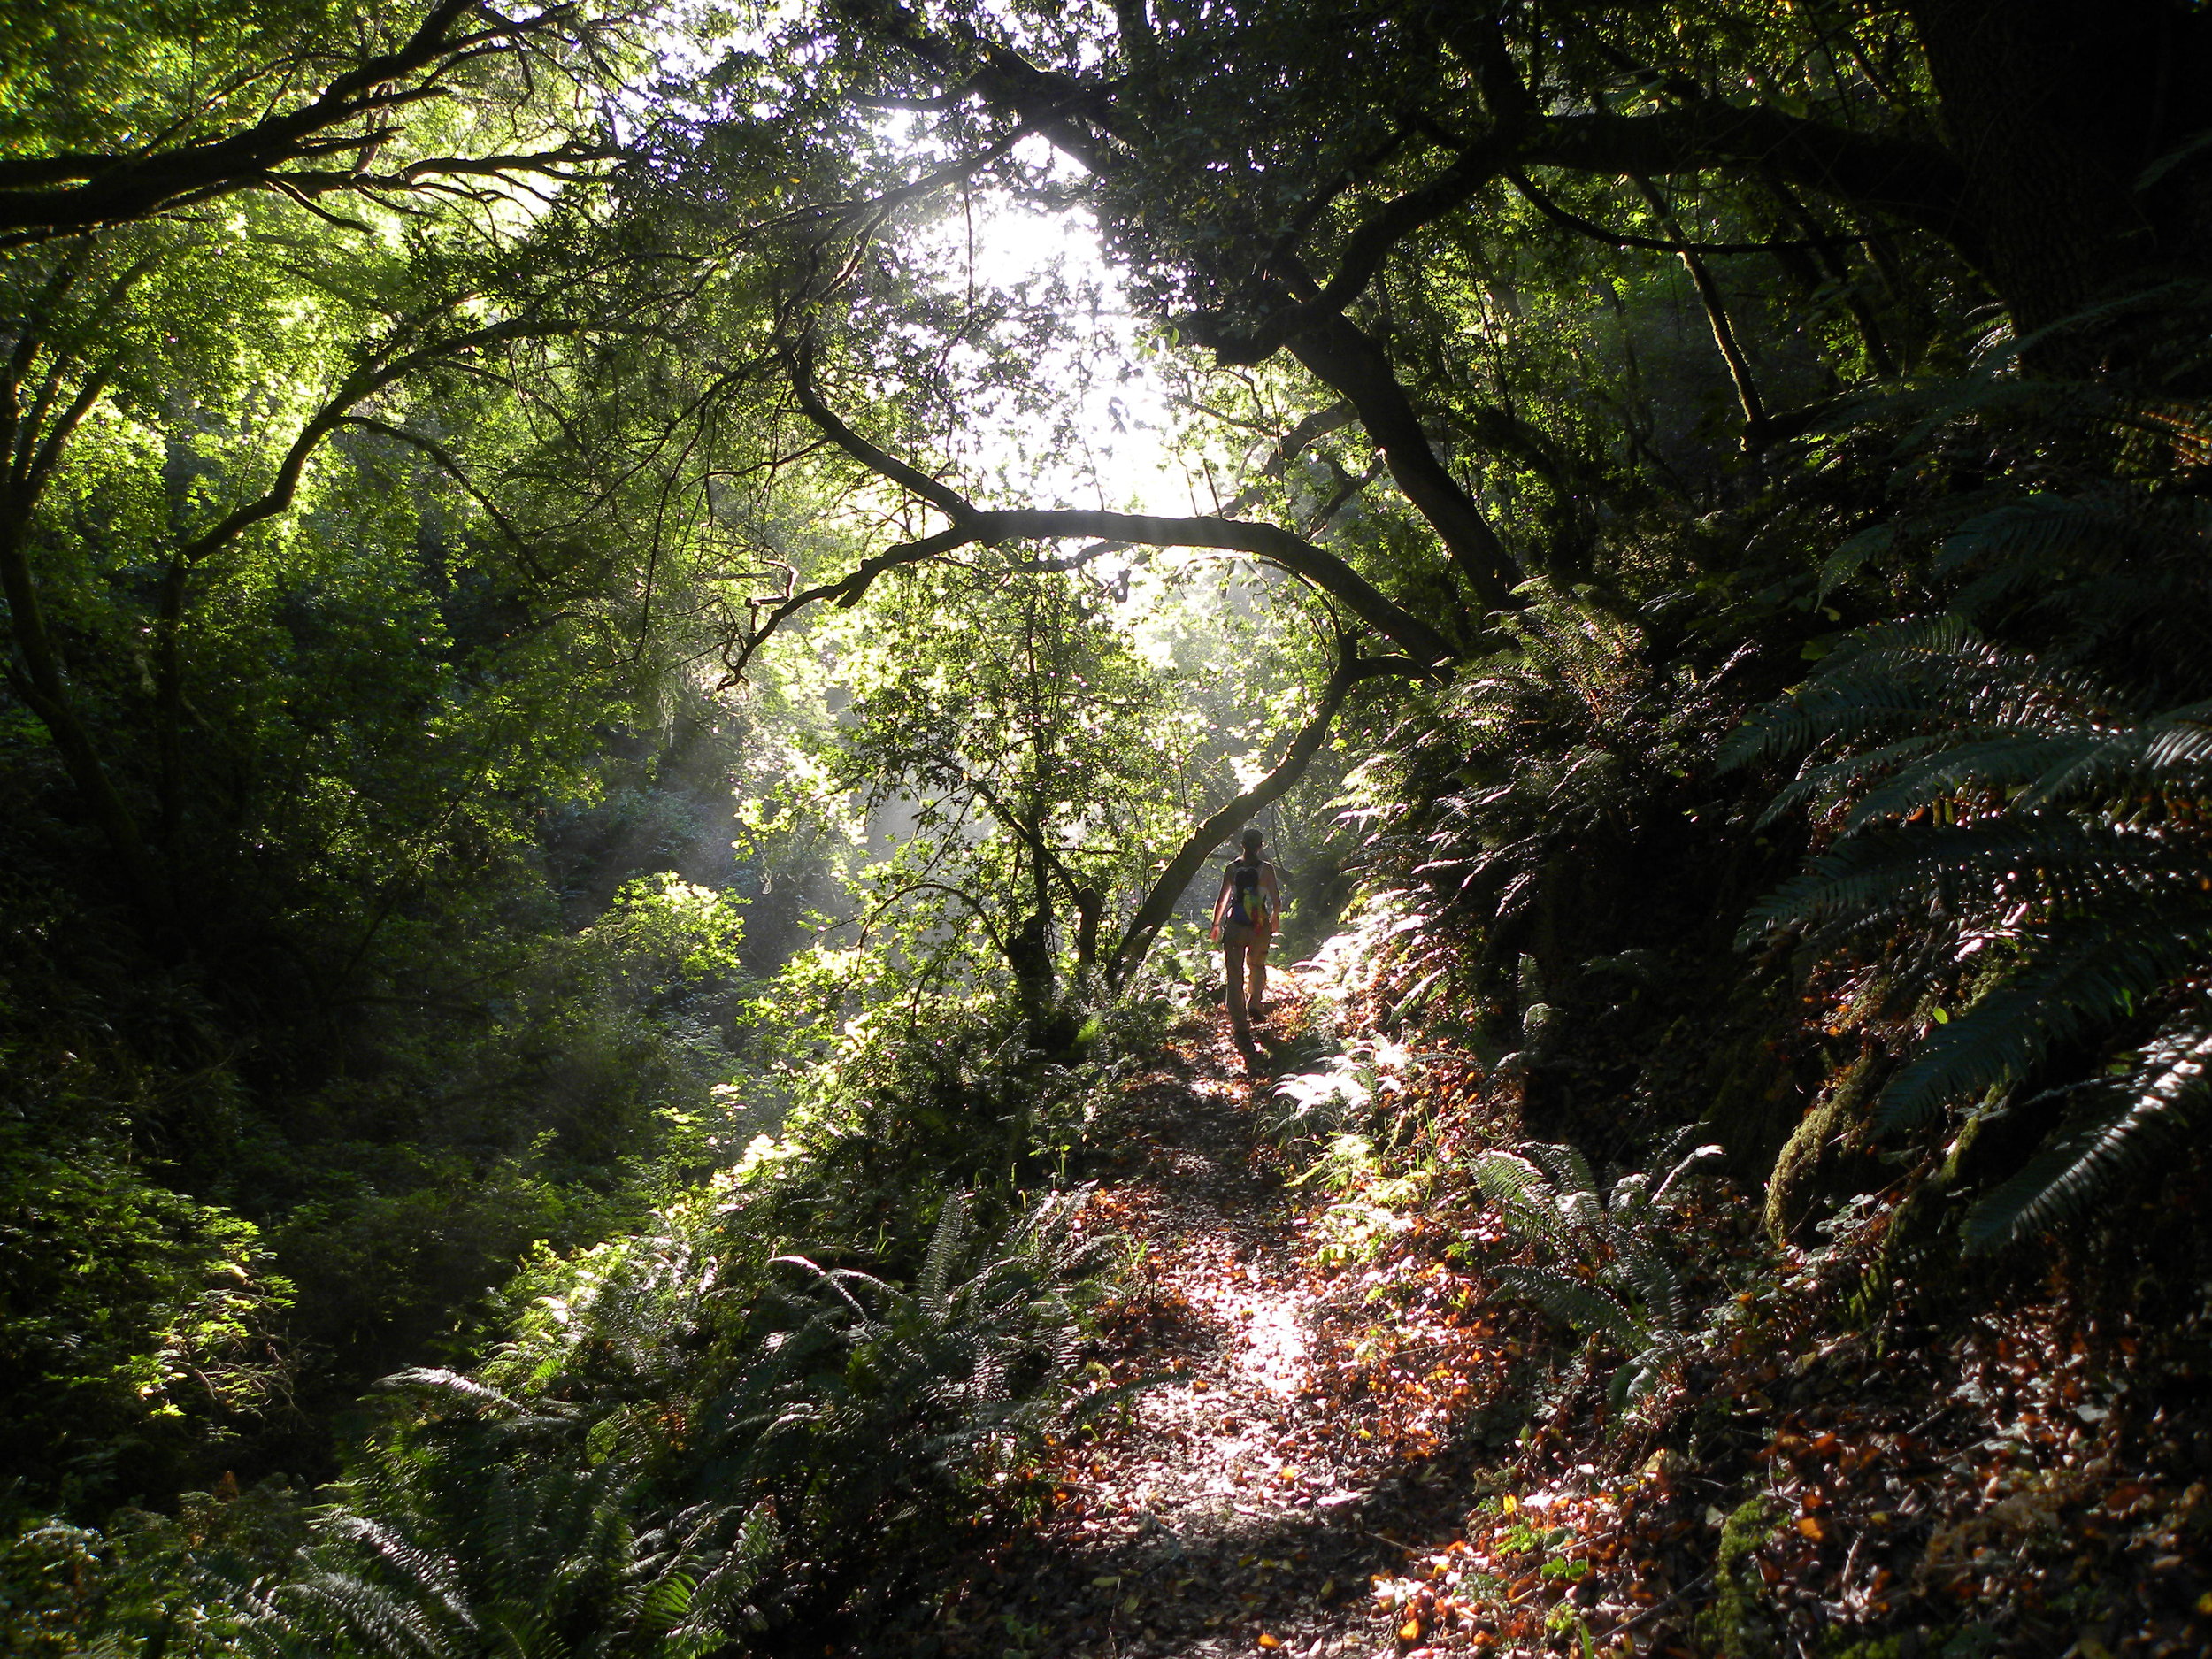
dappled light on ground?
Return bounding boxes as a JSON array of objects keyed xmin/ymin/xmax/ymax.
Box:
[
  {"xmin": 914, "ymin": 984, "xmax": 1508, "ymax": 1658},
  {"xmin": 896, "ymin": 983, "xmax": 2212, "ymax": 1659}
]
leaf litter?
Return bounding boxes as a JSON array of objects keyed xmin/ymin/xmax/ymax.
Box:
[{"xmin": 869, "ymin": 979, "xmax": 2212, "ymax": 1659}]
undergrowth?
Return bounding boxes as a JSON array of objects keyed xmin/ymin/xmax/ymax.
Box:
[{"xmin": 0, "ymin": 976, "xmax": 1176, "ymax": 1655}]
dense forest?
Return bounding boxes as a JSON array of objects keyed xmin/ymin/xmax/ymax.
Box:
[{"xmin": 4, "ymin": 1, "xmax": 2209, "ymax": 1653}]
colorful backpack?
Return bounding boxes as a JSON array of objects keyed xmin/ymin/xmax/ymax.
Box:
[{"xmin": 1229, "ymin": 857, "xmax": 1271, "ymax": 929}]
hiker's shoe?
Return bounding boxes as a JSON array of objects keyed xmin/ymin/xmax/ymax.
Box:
[{"xmin": 1248, "ymin": 1000, "xmax": 1266, "ymax": 1020}]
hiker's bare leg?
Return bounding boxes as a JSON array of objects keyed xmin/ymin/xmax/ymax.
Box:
[{"xmin": 1247, "ymin": 937, "xmax": 1270, "ymax": 1017}]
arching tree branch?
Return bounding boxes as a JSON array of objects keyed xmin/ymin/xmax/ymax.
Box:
[
  {"xmin": 0, "ymin": 1, "xmax": 618, "ymax": 243},
  {"xmin": 1105, "ymin": 638, "xmax": 1421, "ymax": 987},
  {"xmin": 784, "ymin": 333, "xmax": 971, "ymax": 518},
  {"xmin": 738, "ymin": 344, "xmax": 1464, "ymax": 674},
  {"xmin": 723, "ymin": 503, "xmax": 1459, "ymax": 680}
]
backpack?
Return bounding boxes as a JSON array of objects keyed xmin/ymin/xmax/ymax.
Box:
[{"xmin": 1228, "ymin": 857, "xmax": 1271, "ymax": 929}]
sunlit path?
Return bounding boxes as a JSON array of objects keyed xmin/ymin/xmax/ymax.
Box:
[{"xmin": 913, "ymin": 987, "xmax": 1482, "ymax": 1659}]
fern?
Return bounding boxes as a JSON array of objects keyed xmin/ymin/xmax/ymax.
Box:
[
  {"xmin": 1471, "ymin": 1137, "xmax": 1720, "ymax": 1407},
  {"xmin": 97, "ymin": 1188, "xmax": 1102, "ymax": 1655},
  {"xmin": 1962, "ymin": 1010, "xmax": 2212, "ymax": 1251},
  {"xmin": 1338, "ymin": 581, "xmax": 1753, "ymax": 1028},
  {"xmin": 1732, "ymin": 474, "xmax": 2212, "ymax": 1248},
  {"xmin": 1489, "ymin": 1265, "xmax": 1641, "ymax": 1349},
  {"xmin": 1881, "ymin": 906, "xmax": 2212, "ymax": 1126}
]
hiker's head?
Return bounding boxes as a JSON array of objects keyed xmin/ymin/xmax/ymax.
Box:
[{"xmin": 1240, "ymin": 826, "xmax": 1263, "ymax": 856}]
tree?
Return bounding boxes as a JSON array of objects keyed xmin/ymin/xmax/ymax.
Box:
[
  {"xmin": 0, "ymin": 0, "xmax": 798, "ymax": 1494},
  {"xmin": 829, "ymin": 0, "xmax": 2208, "ymax": 370},
  {"xmin": 0, "ymin": 1, "xmax": 659, "ymax": 945},
  {"xmin": 0, "ymin": 0, "xmax": 621, "ymax": 244},
  {"xmin": 795, "ymin": 559, "xmax": 1182, "ymax": 1030}
]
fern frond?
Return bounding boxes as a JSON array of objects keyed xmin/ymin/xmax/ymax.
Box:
[
  {"xmin": 382, "ymin": 1369, "xmax": 540, "ymax": 1420},
  {"xmin": 1649, "ymin": 1140, "xmax": 1724, "ymax": 1204},
  {"xmin": 1846, "ymin": 733, "xmax": 2101, "ymax": 826},
  {"xmin": 1742, "ymin": 818, "xmax": 2186, "ymax": 945},
  {"xmin": 311, "ymin": 1515, "xmax": 472, "ymax": 1624},
  {"xmin": 1610, "ymin": 1340, "xmax": 1685, "ymax": 1409},
  {"xmin": 2136, "ymin": 705, "xmax": 2212, "ymax": 776},
  {"xmin": 1520, "ymin": 1141, "xmax": 1598, "ymax": 1204},
  {"xmin": 1605, "ymin": 1228, "xmax": 1690, "ymax": 1335},
  {"xmin": 1471, "ymin": 1150, "xmax": 1566, "ymax": 1246},
  {"xmin": 2004, "ymin": 698, "xmax": 2212, "ymax": 808},
  {"xmin": 1489, "ymin": 1265, "xmax": 1641, "ymax": 1348},
  {"xmin": 278, "ymin": 1570, "xmax": 457, "ymax": 1659},
  {"xmin": 1962, "ymin": 1017, "xmax": 2212, "ymax": 1250},
  {"xmin": 918, "ymin": 1191, "xmax": 972, "ymax": 1314},
  {"xmin": 1717, "ymin": 616, "xmax": 1979, "ymax": 772},
  {"xmin": 1934, "ymin": 494, "xmax": 2163, "ymax": 575},
  {"xmin": 1878, "ymin": 902, "xmax": 2212, "ymax": 1126},
  {"xmin": 1757, "ymin": 732, "xmax": 1962, "ymax": 826}
]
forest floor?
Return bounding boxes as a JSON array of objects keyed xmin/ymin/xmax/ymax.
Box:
[
  {"xmin": 908, "ymin": 981, "xmax": 1496, "ymax": 1659},
  {"xmin": 881, "ymin": 981, "xmax": 2212, "ymax": 1659}
]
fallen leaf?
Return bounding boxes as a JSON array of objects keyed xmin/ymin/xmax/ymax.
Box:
[{"xmin": 1256, "ymin": 1637, "xmax": 1281, "ymax": 1651}]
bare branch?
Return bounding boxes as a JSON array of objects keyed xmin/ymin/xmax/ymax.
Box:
[
  {"xmin": 724, "ymin": 499, "xmax": 1458, "ymax": 680},
  {"xmin": 1200, "ymin": 130, "xmax": 1519, "ymax": 365}
]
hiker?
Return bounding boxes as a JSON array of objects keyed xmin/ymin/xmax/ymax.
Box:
[{"xmin": 1210, "ymin": 825, "xmax": 1281, "ymax": 1051}]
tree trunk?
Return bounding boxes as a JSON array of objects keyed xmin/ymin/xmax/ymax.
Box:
[{"xmin": 1909, "ymin": 0, "xmax": 2212, "ymax": 373}]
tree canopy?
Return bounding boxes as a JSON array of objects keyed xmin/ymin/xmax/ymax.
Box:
[{"xmin": 5, "ymin": 2, "xmax": 2212, "ymax": 1654}]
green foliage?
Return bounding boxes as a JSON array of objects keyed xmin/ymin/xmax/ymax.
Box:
[
  {"xmin": 1337, "ymin": 582, "xmax": 1755, "ymax": 1050},
  {"xmin": 0, "ymin": 1122, "xmax": 292, "ymax": 1504},
  {"xmin": 7, "ymin": 3, "xmax": 2212, "ymax": 1650},
  {"xmin": 1471, "ymin": 1135, "xmax": 1721, "ymax": 1405},
  {"xmin": 1698, "ymin": 1493, "xmax": 1792, "ymax": 1656},
  {"xmin": 4, "ymin": 1164, "xmax": 1102, "ymax": 1655},
  {"xmin": 787, "ymin": 565, "xmax": 1179, "ymax": 1017},
  {"xmin": 1270, "ymin": 1037, "xmax": 1384, "ymax": 1142},
  {"xmin": 0, "ymin": 1476, "xmax": 312, "ymax": 1656},
  {"xmin": 1729, "ymin": 477, "xmax": 2212, "ymax": 1247},
  {"xmin": 0, "ymin": 0, "xmax": 804, "ymax": 1503}
]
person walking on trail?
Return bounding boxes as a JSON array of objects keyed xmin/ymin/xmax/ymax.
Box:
[{"xmin": 1210, "ymin": 826, "xmax": 1281, "ymax": 1053}]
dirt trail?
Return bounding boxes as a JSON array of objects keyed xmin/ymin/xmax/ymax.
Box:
[{"xmin": 924, "ymin": 990, "xmax": 1483, "ymax": 1659}]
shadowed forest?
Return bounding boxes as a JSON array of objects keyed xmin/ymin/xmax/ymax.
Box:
[{"xmin": 4, "ymin": 2, "xmax": 2211, "ymax": 1654}]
